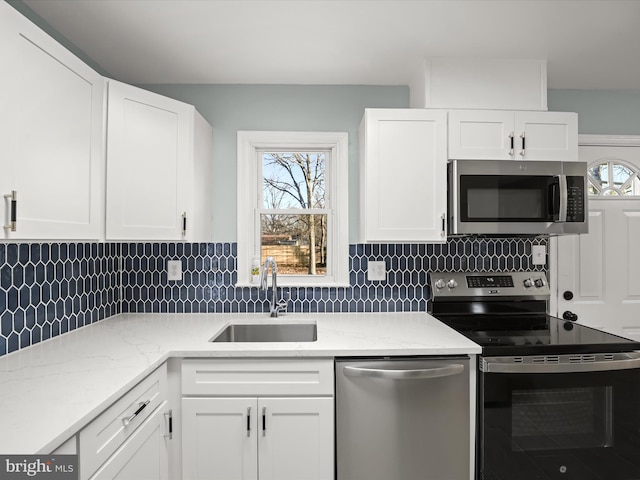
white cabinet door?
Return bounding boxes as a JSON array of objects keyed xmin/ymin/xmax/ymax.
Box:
[
  {"xmin": 448, "ymin": 109, "xmax": 578, "ymax": 162},
  {"xmin": 0, "ymin": 2, "xmax": 104, "ymax": 240},
  {"xmin": 258, "ymin": 397, "xmax": 334, "ymax": 480},
  {"xmin": 182, "ymin": 397, "xmax": 258, "ymax": 480},
  {"xmin": 106, "ymin": 80, "xmax": 192, "ymax": 240},
  {"xmin": 448, "ymin": 110, "xmax": 515, "ymax": 160},
  {"xmin": 359, "ymin": 108, "xmax": 447, "ymax": 242},
  {"xmin": 515, "ymin": 111, "xmax": 578, "ymax": 161},
  {"xmin": 89, "ymin": 405, "xmax": 170, "ymax": 480},
  {"xmin": 182, "ymin": 397, "xmax": 334, "ymax": 480}
]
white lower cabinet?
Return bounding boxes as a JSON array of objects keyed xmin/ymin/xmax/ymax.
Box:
[
  {"xmin": 89, "ymin": 404, "xmax": 171, "ymax": 480},
  {"xmin": 79, "ymin": 363, "xmax": 172, "ymax": 480},
  {"xmin": 182, "ymin": 397, "xmax": 333, "ymax": 480},
  {"xmin": 181, "ymin": 359, "xmax": 335, "ymax": 480}
]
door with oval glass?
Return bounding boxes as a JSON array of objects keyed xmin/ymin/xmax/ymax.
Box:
[{"xmin": 555, "ymin": 139, "xmax": 640, "ymax": 340}]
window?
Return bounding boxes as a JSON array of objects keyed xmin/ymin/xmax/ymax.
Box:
[
  {"xmin": 588, "ymin": 159, "xmax": 640, "ymax": 196},
  {"xmin": 237, "ymin": 131, "xmax": 349, "ymax": 286}
]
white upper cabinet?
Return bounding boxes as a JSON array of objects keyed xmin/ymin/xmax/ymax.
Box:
[
  {"xmin": 514, "ymin": 111, "xmax": 578, "ymax": 161},
  {"xmin": 448, "ymin": 110, "xmax": 578, "ymax": 161},
  {"xmin": 0, "ymin": 2, "xmax": 105, "ymax": 240},
  {"xmin": 106, "ymin": 80, "xmax": 212, "ymax": 241},
  {"xmin": 411, "ymin": 58, "xmax": 548, "ymax": 110},
  {"xmin": 359, "ymin": 109, "xmax": 448, "ymax": 243}
]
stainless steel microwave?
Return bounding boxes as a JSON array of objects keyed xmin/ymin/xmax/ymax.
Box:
[{"xmin": 448, "ymin": 159, "xmax": 588, "ymax": 235}]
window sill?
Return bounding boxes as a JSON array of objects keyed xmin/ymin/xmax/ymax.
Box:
[{"xmin": 235, "ymin": 281, "xmax": 351, "ymax": 289}]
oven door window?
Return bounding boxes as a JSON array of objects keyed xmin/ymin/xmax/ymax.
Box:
[
  {"xmin": 482, "ymin": 369, "xmax": 640, "ymax": 480},
  {"xmin": 460, "ymin": 175, "xmax": 559, "ymax": 222},
  {"xmin": 511, "ymin": 387, "xmax": 612, "ymax": 451}
]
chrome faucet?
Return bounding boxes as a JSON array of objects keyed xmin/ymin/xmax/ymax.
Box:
[{"xmin": 260, "ymin": 256, "xmax": 287, "ymax": 317}]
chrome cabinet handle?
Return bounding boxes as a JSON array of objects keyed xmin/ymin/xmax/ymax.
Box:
[
  {"xmin": 121, "ymin": 400, "xmax": 150, "ymax": 426},
  {"xmin": 247, "ymin": 407, "xmax": 252, "ymax": 437},
  {"xmin": 262, "ymin": 407, "xmax": 266, "ymax": 436},
  {"xmin": 520, "ymin": 132, "xmax": 526, "ymax": 156},
  {"xmin": 508, "ymin": 132, "xmax": 514, "ymax": 156},
  {"xmin": 440, "ymin": 213, "xmax": 446, "ymax": 237},
  {"xmin": 3, "ymin": 190, "xmax": 17, "ymax": 232},
  {"xmin": 163, "ymin": 410, "xmax": 173, "ymax": 439},
  {"xmin": 343, "ymin": 364, "xmax": 464, "ymax": 380},
  {"xmin": 181, "ymin": 212, "xmax": 187, "ymax": 237}
]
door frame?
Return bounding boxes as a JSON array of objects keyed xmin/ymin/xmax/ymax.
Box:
[{"xmin": 549, "ymin": 134, "xmax": 640, "ymax": 316}]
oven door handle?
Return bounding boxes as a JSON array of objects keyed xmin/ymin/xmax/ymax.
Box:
[
  {"xmin": 482, "ymin": 353, "xmax": 640, "ymax": 374},
  {"xmin": 343, "ymin": 364, "xmax": 464, "ymax": 380}
]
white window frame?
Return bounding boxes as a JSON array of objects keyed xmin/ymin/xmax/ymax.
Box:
[{"xmin": 237, "ymin": 131, "xmax": 349, "ymax": 287}]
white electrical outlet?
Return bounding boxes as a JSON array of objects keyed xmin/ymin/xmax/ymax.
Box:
[
  {"xmin": 532, "ymin": 245, "xmax": 546, "ymax": 266},
  {"xmin": 167, "ymin": 260, "xmax": 182, "ymax": 281},
  {"xmin": 367, "ymin": 261, "xmax": 386, "ymax": 281}
]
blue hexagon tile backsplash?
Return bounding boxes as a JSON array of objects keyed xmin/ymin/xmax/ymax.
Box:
[{"xmin": 0, "ymin": 237, "xmax": 547, "ymax": 357}]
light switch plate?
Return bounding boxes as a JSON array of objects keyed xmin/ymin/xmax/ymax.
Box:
[
  {"xmin": 532, "ymin": 245, "xmax": 546, "ymax": 265},
  {"xmin": 167, "ymin": 260, "xmax": 182, "ymax": 281},
  {"xmin": 367, "ymin": 260, "xmax": 386, "ymax": 281}
]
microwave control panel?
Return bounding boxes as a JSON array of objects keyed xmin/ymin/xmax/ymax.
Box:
[{"xmin": 566, "ymin": 176, "xmax": 585, "ymax": 223}]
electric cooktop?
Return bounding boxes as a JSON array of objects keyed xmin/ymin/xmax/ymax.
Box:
[{"xmin": 428, "ymin": 272, "xmax": 640, "ymax": 356}]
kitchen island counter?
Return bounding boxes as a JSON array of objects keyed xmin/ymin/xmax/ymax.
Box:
[{"xmin": 0, "ymin": 312, "xmax": 480, "ymax": 454}]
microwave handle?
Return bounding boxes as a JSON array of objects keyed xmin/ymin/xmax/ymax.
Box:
[
  {"xmin": 558, "ymin": 175, "xmax": 568, "ymax": 222},
  {"xmin": 550, "ymin": 175, "xmax": 568, "ymax": 223}
]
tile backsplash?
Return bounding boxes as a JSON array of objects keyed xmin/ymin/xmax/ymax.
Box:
[
  {"xmin": 0, "ymin": 237, "xmax": 546, "ymax": 357},
  {"xmin": 0, "ymin": 243, "xmax": 121, "ymax": 357}
]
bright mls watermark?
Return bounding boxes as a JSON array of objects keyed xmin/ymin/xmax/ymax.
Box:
[{"xmin": 0, "ymin": 456, "xmax": 77, "ymax": 479}]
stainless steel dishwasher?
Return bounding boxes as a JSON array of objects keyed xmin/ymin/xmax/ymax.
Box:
[{"xmin": 336, "ymin": 356, "xmax": 471, "ymax": 480}]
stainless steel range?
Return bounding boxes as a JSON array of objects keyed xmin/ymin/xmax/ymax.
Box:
[{"xmin": 429, "ymin": 271, "xmax": 640, "ymax": 480}]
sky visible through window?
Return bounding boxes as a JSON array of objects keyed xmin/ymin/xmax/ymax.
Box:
[{"xmin": 262, "ymin": 152, "xmax": 325, "ymax": 209}]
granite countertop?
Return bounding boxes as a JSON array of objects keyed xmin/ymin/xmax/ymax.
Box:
[{"xmin": 0, "ymin": 312, "xmax": 481, "ymax": 454}]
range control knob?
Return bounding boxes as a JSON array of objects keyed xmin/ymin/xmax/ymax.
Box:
[
  {"xmin": 434, "ymin": 279, "xmax": 446, "ymax": 290},
  {"xmin": 447, "ymin": 279, "xmax": 458, "ymax": 289},
  {"xmin": 534, "ymin": 278, "xmax": 545, "ymax": 288},
  {"xmin": 523, "ymin": 278, "xmax": 534, "ymax": 288}
]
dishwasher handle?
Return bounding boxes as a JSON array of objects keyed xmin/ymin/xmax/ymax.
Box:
[{"xmin": 343, "ymin": 363, "xmax": 464, "ymax": 380}]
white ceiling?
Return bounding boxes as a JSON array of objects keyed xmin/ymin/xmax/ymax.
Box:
[{"xmin": 20, "ymin": 0, "xmax": 640, "ymax": 90}]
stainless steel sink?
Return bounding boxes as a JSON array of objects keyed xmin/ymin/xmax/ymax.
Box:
[{"xmin": 210, "ymin": 323, "xmax": 317, "ymax": 343}]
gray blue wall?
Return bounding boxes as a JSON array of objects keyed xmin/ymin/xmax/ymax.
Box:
[{"xmin": 548, "ymin": 89, "xmax": 640, "ymax": 135}]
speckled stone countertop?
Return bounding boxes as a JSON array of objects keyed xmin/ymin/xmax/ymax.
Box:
[{"xmin": 0, "ymin": 312, "xmax": 481, "ymax": 454}]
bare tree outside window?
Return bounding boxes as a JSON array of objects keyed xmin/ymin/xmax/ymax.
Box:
[
  {"xmin": 589, "ymin": 160, "xmax": 640, "ymax": 196},
  {"xmin": 260, "ymin": 152, "xmax": 328, "ymax": 275}
]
